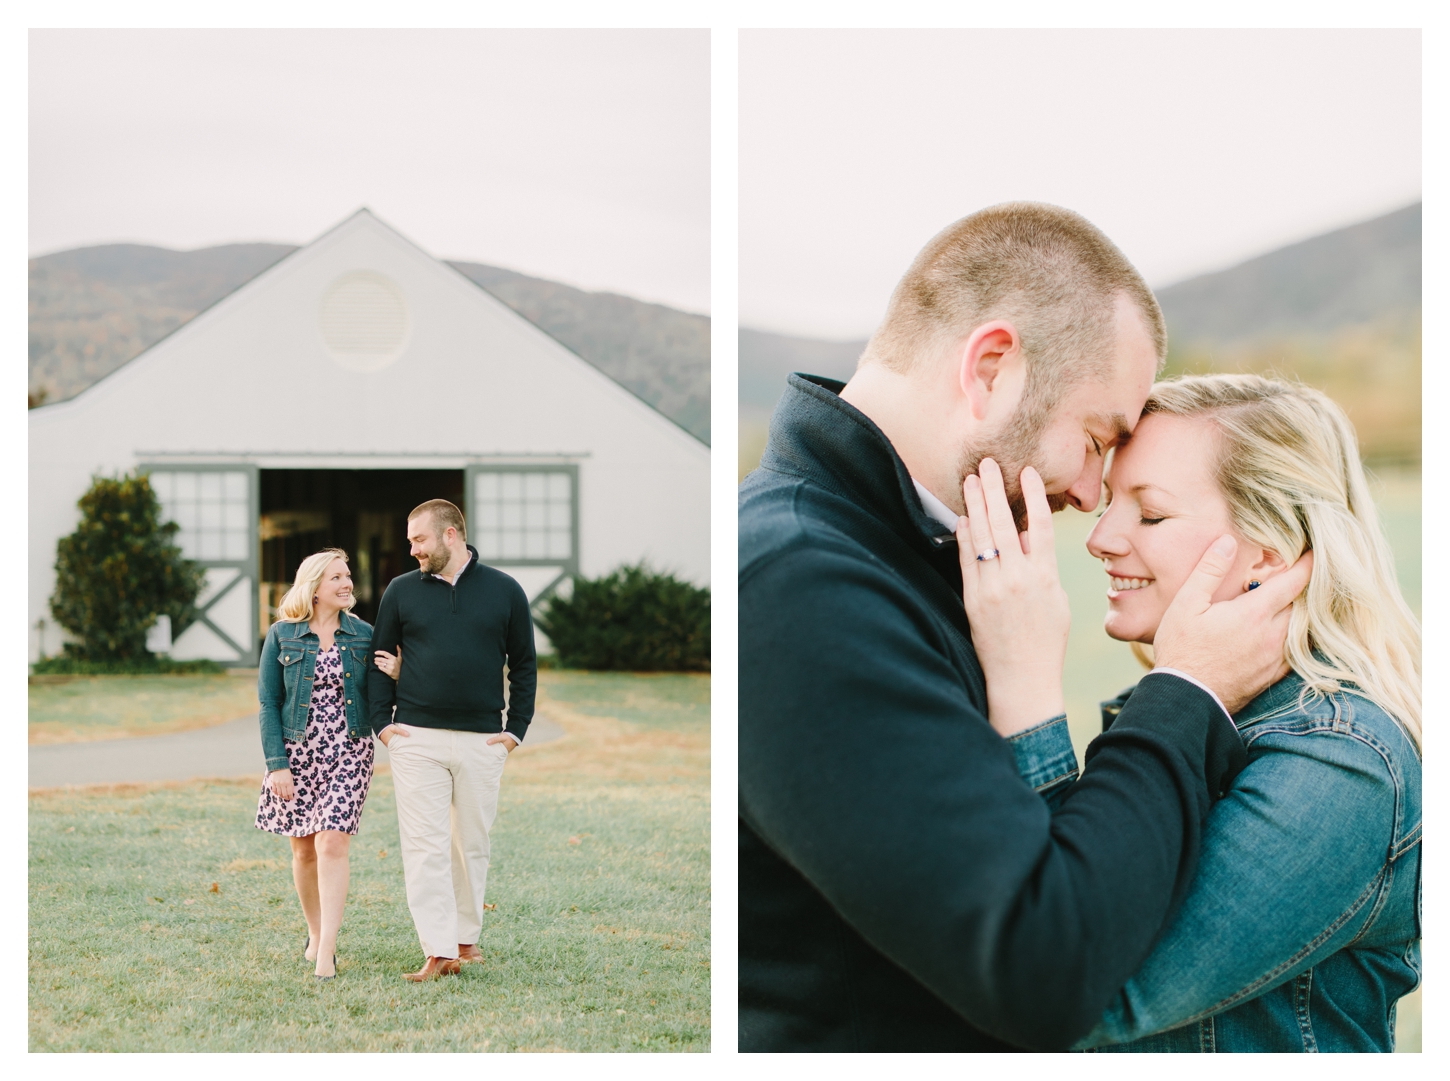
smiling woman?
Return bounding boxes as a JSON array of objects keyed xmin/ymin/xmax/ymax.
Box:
[
  {"xmin": 1089, "ymin": 411, "xmax": 1282, "ymax": 644},
  {"xmin": 255, "ymin": 548, "xmax": 377, "ymax": 983},
  {"xmin": 1093, "ymin": 374, "xmax": 1421, "ymax": 748},
  {"xmin": 1066, "ymin": 372, "xmax": 1422, "ymax": 1052}
]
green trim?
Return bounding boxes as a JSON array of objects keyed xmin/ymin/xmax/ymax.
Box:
[
  {"xmin": 528, "ymin": 568, "xmax": 573, "ymax": 612},
  {"xmin": 137, "ymin": 462, "xmax": 260, "ymax": 667},
  {"xmin": 463, "ymin": 462, "xmax": 581, "ymax": 581}
]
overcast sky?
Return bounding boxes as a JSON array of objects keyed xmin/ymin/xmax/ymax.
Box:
[
  {"xmin": 741, "ymin": 29, "xmax": 1421, "ymax": 340},
  {"xmin": 29, "ymin": 29, "xmax": 710, "ymax": 313}
]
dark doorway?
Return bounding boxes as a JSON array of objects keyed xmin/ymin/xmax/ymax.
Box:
[{"xmin": 259, "ymin": 469, "xmax": 465, "ymax": 630}]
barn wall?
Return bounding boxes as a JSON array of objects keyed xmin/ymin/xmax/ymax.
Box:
[{"xmin": 28, "ymin": 212, "xmax": 708, "ymax": 663}]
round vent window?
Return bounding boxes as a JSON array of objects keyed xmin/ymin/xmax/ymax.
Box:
[{"xmin": 318, "ymin": 271, "xmax": 410, "ymax": 371}]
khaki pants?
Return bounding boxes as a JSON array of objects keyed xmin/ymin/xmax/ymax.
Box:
[{"xmin": 387, "ymin": 724, "xmax": 510, "ymax": 959}]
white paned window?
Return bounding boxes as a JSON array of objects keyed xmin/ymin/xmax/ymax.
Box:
[
  {"xmin": 150, "ymin": 471, "xmax": 250, "ymax": 562},
  {"xmin": 473, "ymin": 471, "xmax": 572, "ymax": 561}
]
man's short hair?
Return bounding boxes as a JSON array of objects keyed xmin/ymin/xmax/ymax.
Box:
[
  {"xmin": 409, "ymin": 499, "xmax": 467, "ymax": 542},
  {"xmin": 861, "ymin": 202, "xmax": 1166, "ymax": 409}
]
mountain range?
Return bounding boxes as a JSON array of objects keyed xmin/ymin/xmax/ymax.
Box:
[
  {"xmin": 739, "ymin": 202, "xmax": 1421, "ymax": 470},
  {"xmin": 29, "ymin": 242, "xmax": 711, "ymax": 445}
]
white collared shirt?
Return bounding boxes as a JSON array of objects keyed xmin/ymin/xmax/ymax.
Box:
[
  {"xmin": 432, "ymin": 551, "xmax": 472, "ymax": 586},
  {"xmin": 911, "ymin": 478, "xmax": 961, "ymax": 534},
  {"xmin": 910, "ymin": 475, "xmax": 1234, "ymax": 726}
]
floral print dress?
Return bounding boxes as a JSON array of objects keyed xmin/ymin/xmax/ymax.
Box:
[{"xmin": 255, "ymin": 644, "xmax": 374, "ymax": 836}]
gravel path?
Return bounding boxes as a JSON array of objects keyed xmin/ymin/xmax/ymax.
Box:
[{"xmin": 28, "ymin": 713, "xmax": 565, "ymax": 789}]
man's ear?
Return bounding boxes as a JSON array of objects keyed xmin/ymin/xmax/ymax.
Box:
[{"xmin": 959, "ymin": 320, "xmax": 1023, "ymax": 421}]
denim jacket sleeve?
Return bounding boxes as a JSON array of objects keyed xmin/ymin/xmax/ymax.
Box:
[
  {"xmin": 1075, "ymin": 720, "xmax": 1399, "ymax": 1048},
  {"xmin": 257, "ymin": 625, "xmax": 290, "ymax": 773},
  {"xmin": 1007, "ymin": 714, "xmax": 1078, "ymax": 812}
]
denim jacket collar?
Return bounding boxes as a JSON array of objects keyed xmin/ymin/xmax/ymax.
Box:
[
  {"xmin": 275, "ymin": 611, "xmax": 369, "ymax": 640},
  {"xmin": 1233, "ymin": 672, "xmax": 1308, "ymax": 728},
  {"xmin": 1233, "ymin": 666, "xmax": 1376, "ymax": 731}
]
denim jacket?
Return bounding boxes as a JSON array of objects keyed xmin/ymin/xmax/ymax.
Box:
[
  {"xmin": 257, "ymin": 612, "xmax": 375, "ymax": 773},
  {"xmin": 1011, "ymin": 673, "xmax": 1422, "ymax": 1052}
]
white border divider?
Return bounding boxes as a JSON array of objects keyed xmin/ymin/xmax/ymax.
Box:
[{"xmin": 709, "ymin": 23, "xmax": 741, "ymax": 1057}]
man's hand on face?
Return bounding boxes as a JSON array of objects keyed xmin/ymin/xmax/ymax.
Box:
[
  {"xmin": 487, "ymin": 733, "xmax": 519, "ymax": 753},
  {"xmin": 1153, "ymin": 536, "xmax": 1314, "ymax": 714}
]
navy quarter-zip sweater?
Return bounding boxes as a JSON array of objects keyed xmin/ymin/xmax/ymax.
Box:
[
  {"xmin": 366, "ymin": 545, "xmax": 537, "ymax": 743},
  {"xmin": 738, "ymin": 374, "xmax": 1247, "ymax": 1052}
]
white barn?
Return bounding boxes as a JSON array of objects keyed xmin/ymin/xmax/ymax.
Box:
[{"xmin": 29, "ymin": 209, "xmax": 710, "ymax": 665}]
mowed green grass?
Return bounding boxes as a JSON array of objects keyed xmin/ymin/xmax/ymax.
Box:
[
  {"xmin": 29, "ymin": 674, "xmax": 260, "ymax": 744},
  {"xmin": 541, "ymin": 670, "xmax": 710, "ymax": 729},
  {"xmin": 1055, "ymin": 468, "xmax": 1421, "ymax": 1053},
  {"xmin": 29, "ymin": 672, "xmax": 710, "ymax": 1052}
]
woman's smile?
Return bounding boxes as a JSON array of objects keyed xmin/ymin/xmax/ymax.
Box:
[
  {"xmin": 1106, "ymin": 571, "xmax": 1154, "ymax": 597},
  {"xmin": 1087, "ymin": 413, "xmax": 1260, "ymax": 643}
]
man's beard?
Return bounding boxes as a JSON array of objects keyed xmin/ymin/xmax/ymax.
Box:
[
  {"xmin": 418, "ymin": 546, "xmax": 449, "ymax": 574},
  {"xmin": 957, "ymin": 403, "xmax": 1070, "ymax": 534}
]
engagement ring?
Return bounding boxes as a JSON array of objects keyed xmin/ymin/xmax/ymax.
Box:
[{"xmin": 976, "ymin": 548, "xmax": 1000, "ymax": 562}]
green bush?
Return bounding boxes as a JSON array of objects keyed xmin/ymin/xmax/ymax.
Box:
[
  {"xmin": 48, "ymin": 471, "xmax": 205, "ymax": 663},
  {"xmin": 536, "ymin": 563, "xmax": 709, "ymax": 671}
]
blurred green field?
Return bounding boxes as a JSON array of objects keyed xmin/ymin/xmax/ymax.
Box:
[{"xmin": 29, "ymin": 674, "xmax": 260, "ymax": 744}]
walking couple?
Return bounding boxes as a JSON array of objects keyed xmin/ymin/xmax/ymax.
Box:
[
  {"xmin": 739, "ymin": 203, "xmax": 1422, "ymax": 1051},
  {"xmin": 255, "ymin": 499, "xmax": 538, "ymax": 982}
]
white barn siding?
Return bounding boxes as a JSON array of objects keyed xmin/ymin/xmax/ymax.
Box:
[{"xmin": 28, "ymin": 210, "xmax": 709, "ymax": 663}]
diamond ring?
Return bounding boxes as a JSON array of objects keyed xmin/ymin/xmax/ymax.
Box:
[{"xmin": 976, "ymin": 548, "xmax": 1000, "ymax": 562}]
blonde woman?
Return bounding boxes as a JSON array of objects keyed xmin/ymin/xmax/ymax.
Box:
[
  {"xmin": 961, "ymin": 373, "xmax": 1421, "ymax": 1052},
  {"xmin": 255, "ymin": 548, "xmax": 375, "ymax": 981}
]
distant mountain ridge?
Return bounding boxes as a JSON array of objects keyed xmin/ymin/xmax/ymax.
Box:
[
  {"xmin": 1155, "ymin": 202, "xmax": 1421, "ymax": 347},
  {"xmin": 29, "ymin": 242, "xmax": 710, "ymax": 444},
  {"xmin": 448, "ymin": 261, "xmax": 709, "ymax": 443},
  {"xmin": 740, "ymin": 201, "xmax": 1421, "ymax": 468},
  {"xmin": 738, "ymin": 328, "xmax": 864, "ymax": 423},
  {"xmin": 28, "ymin": 242, "xmax": 297, "ymax": 405}
]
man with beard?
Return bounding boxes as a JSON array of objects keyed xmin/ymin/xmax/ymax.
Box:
[
  {"xmin": 737, "ymin": 203, "xmax": 1312, "ymax": 1050},
  {"xmin": 367, "ymin": 499, "xmax": 536, "ymax": 982}
]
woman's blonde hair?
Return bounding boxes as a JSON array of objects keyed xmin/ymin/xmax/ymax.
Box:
[
  {"xmin": 276, "ymin": 548, "xmax": 354, "ymax": 623},
  {"xmin": 1139, "ymin": 373, "xmax": 1421, "ymax": 750}
]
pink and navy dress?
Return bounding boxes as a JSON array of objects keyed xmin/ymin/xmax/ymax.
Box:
[{"xmin": 255, "ymin": 644, "xmax": 374, "ymax": 836}]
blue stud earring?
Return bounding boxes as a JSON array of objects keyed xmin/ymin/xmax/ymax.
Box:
[{"xmin": 1246, "ymin": 580, "xmax": 1261, "ymax": 591}]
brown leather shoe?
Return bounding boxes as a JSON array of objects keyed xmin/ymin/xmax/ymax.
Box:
[
  {"xmin": 403, "ymin": 956, "xmax": 462, "ymax": 982},
  {"xmin": 458, "ymin": 943, "xmax": 484, "ymax": 964}
]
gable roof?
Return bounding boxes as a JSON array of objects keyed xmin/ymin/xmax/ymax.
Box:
[{"xmin": 32, "ymin": 208, "xmax": 708, "ymax": 447}]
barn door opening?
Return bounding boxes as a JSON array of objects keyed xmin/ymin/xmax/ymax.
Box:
[
  {"xmin": 258, "ymin": 469, "xmax": 465, "ymax": 631},
  {"xmin": 145, "ymin": 465, "xmax": 259, "ymax": 666}
]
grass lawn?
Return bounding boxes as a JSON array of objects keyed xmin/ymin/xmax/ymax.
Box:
[
  {"xmin": 29, "ymin": 671, "xmax": 710, "ymax": 1052},
  {"xmin": 29, "ymin": 673, "xmax": 260, "ymax": 744}
]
